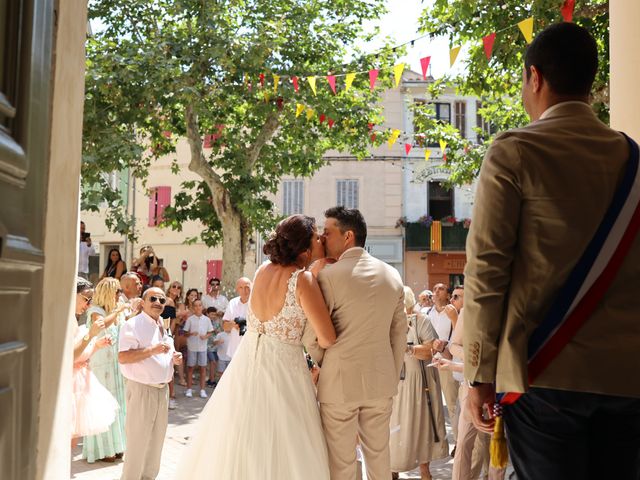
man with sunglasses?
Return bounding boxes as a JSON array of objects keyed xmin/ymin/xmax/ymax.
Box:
[
  {"xmin": 118, "ymin": 287, "xmax": 183, "ymax": 480},
  {"xmin": 201, "ymin": 277, "xmax": 228, "ymax": 319}
]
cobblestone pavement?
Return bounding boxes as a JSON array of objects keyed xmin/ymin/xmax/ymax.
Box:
[{"xmin": 71, "ymin": 381, "xmax": 512, "ymax": 479}]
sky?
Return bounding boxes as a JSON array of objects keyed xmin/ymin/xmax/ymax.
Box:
[{"xmin": 361, "ymin": 0, "xmax": 463, "ymax": 79}]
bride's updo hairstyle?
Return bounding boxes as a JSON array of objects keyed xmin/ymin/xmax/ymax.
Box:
[{"xmin": 263, "ymin": 214, "xmax": 316, "ymax": 266}]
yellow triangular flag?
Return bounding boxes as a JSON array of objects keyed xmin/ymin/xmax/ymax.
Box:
[
  {"xmin": 388, "ymin": 129, "xmax": 401, "ymax": 149},
  {"xmin": 273, "ymin": 74, "xmax": 280, "ymax": 93},
  {"xmin": 306, "ymin": 107, "xmax": 314, "ymax": 121},
  {"xmin": 439, "ymin": 139, "xmax": 447, "ymax": 152},
  {"xmin": 296, "ymin": 103, "xmax": 305, "ymax": 118},
  {"xmin": 518, "ymin": 17, "xmax": 534, "ymax": 44},
  {"xmin": 425, "ymin": 150, "xmax": 432, "ymax": 161},
  {"xmin": 345, "ymin": 73, "xmax": 356, "ymax": 92},
  {"xmin": 307, "ymin": 76, "xmax": 317, "ymax": 96},
  {"xmin": 263, "ymin": 91, "xmax": 270, "ymax": 103},
  {"xmin": 449, "ymin": 46, "xmax": 461, "ymax": 67},
  {"xmin": 393, "ymin": 64, "xmax": 405, "ymax": 88}
]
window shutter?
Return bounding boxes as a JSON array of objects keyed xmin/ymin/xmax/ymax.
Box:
[
  {"xmin": 148, "ymin": 188, "xmax": 158, "ymax": 226},
  {"xmin": 148, "ymin": 186, "xmax": 171, "ymax": 227},
  {"xmin": 282, "ymin": 180, "xmax": 304, "ymax": 215},
  {"xmin": 336, "ymin": 179, "xmax": 359, "ymax": 209},
  {"xmin": 455, "ymin": 101, "xmax": 466, "ymax": 138},
  {"xmin": 207, "ymin": 260, "xmax": 223, "ymax": 287}
]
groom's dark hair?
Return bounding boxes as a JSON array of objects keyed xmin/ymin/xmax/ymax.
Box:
[{"xmin": 324, "ymin": 206, "xmax": 367, "ymax": 247}]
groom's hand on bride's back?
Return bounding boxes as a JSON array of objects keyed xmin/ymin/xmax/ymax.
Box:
[{"xmin": 309, "ymin": 257, "xmax": 336, "ymax": 277}]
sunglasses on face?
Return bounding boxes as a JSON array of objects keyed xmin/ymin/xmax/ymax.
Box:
[
  {"xmin": 211, "ymin": 283, "xmax": 220, "ymax": 287},
  {"xmin": 452, "ymin": 294, "xmax": 461, "ymax": 300},
  {"xmin": 148, "ymin": 296, "xmax": 167, "ymax": 305},
  {"xmin": 171, "ymin": 285, "xmax": 182, "ymax": 290},
  {"xmin": 80, "ymin": 294, "xmax": 92, "ymax": 304}
]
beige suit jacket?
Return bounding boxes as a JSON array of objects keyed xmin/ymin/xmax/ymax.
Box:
[
  {"xmin": 303, "ymin": 248, "xmax": 407, "ymax": 404},
  {"xmin": 463, "ymin": 102, "xmax": 640, "ymax": 398}
]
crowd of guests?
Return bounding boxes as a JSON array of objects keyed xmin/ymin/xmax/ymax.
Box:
[{"xmin": 72, "ymin": 235, "xmax": 250, "ymax": 476}]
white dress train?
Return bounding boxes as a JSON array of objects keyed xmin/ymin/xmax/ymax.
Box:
[{"xmin": 177, "ymin": 269, "xmax": 330, "ymax": 479}]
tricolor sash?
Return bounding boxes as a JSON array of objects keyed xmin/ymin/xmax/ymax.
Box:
[{"xmin": 500, "ymin": 135, "xmax": 640, "ymax": 405}]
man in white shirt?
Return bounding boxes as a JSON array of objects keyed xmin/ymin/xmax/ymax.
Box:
[
  {"xmin": 78, "ymin": 221, "xmax": 96, "ymax": 279},
  {"xmin": 222, "ymin": 277, "xmax": 251, "ymax": 359},
  {"xmin": 118, "ymin": 287, "xmax": 182, "ymax": 480},
  {"xmin": 201, "ymin": 277, "xmax": 229, "ymax": 319}
]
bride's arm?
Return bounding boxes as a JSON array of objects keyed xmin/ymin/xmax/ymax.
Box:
[{"xmin": 297, "ymin": 271, "xmax": 336, "ymax": 349}]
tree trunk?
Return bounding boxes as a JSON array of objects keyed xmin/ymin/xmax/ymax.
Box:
[{"xmin": 184, "ymin": 103, "xmax": 251, "ymax": 293}]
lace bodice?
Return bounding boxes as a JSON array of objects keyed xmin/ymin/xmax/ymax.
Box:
[{"xmin": 247, "ymin": 268, "xmax": 307, "ymax": 345}]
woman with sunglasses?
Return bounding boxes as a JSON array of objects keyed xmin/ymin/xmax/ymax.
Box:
[
  {"xmin": 72, "ymin": 277, "xmax": 119, "ymax": 448},
  {"xmin": 83, "ymin": 277, "xmax": 128, "ymax": 464},
  {"xmin": 164, "ymin": 281, "xmax": 183, "ymax": 407}
]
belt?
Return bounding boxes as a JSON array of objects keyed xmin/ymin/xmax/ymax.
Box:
[{"xmin": 147, "ymin": 383, "xmax": 168, "ymax": 389}]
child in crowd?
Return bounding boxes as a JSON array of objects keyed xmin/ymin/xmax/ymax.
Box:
[
  {"xmin": 214, "ymin": 319, "xmax": 233, "ymax": 378},
  {"xmin": 205, "ymin": 307, "xmax": 222, "ymax": 387},
  {"xmin": 184, "ymin": 299, "xmax": 213, "ymax": 399}
]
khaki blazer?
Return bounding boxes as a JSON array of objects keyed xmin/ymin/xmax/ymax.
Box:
[
  {"xmin": 303, "ymin": 248, "xmax": 407, "ymax": 404},
  {"xmin": 463, "ymin": 102, "xmax": 640, "ymax": 398}
]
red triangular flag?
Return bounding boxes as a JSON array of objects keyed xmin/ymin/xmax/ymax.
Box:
[
  {"xmin": 369, "ymin": 69, "xmax": 379, "ymax": 91},
  {"xmin": 368, "ymin": 122, "xmax": 374, "ymax": 131},
  {"xmin": 259, "ymin": 73, "xmax": 265, "ymax": 88},
  {"xmin": 370, "ymin": 133, "xmax": 377, "ymax": 142},
  {"xmin": 276, "ymin": 97, "xmax": 284, "ymax": 110},
  {"xmin": 319, "ymin": 114, "xmax": 326, "ymax": 124},
  {"xmin": 327, "ymin": 75, "xmax": 336, "ymax": 94},
  {"xmin": 405, "ymin": 143, "xmax": 412, "ymax": 155},
  {"xmin": 561, "ymin": 0, "xmax": 575, "ymax": 22},
  {"xmin": 292, "ymin": 76, "xmax": 299, "ymax": 92},
  {"xmin": 483, "ymin": 33, "xmax": 496, "ymax": 60},
  {"xmin": 328, "ymin": 118, "xmax": 335, "ymax": 128},
  {"xmin": 420, "ymin": 56, "xmax": 431, "ymax": 80}
]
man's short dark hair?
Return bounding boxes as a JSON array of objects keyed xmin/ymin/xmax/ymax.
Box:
[
  {"xmin": 524, "ymin": 22, "xmax": 598, "ymax": 96},
  {"xmin": 206, "ymin": 306, "xmax": 218, "ymax": 314},
  {"xmin": 324, "ymin": 206, "xmax": 367, "ymax": 247},
  {"xmin": 209, "ymin": 277, "xmax": 221, "ymax": 285}
]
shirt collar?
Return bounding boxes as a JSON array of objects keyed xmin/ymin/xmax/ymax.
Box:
[
  {"xmin": 141, "ymin": 310, "xmax": 161, "ymax": 325},
  {"xmin": 338, "ymin": 246, "xmax": 365, "ymax": 261},
  {"xmin": 539, "ymin": 101, "xmax": 590, "ymax": 120}
]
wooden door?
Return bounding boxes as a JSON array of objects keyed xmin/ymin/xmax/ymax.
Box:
[{"xmin": 0, "ymin": 0, "xmax": 54, "ymax": 478}]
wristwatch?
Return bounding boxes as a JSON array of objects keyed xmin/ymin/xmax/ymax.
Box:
[{"xmin": 83, "ymin": 331, "xmax": 91, "ymax": 342}]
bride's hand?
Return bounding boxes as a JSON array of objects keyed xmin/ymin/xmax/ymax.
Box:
[
  {"xmin": 310, "ymin": 366, "xmax": 320, "ymax": 385},
  {"xmin": 308, "ymin": 258, "xmax": 336, "ymax": 278}
]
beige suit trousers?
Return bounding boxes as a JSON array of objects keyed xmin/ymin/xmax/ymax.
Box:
[
  {"xmin": 121, "ymin": 380, "xmax": 169, "ymax": 480},
  {"xmin": 320, "ymin": 397, "xmax": 393, "ymax": 480},
  {"xmin": 453, "ymin": 383, "xmax": 506, "ymax": 480},
  {"xmin": 439, "ymin": 368, "xmax": 460, "ymax": 441}
]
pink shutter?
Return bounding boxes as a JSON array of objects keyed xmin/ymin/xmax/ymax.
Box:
[
  {"xmin": 206, "ymin": 260, "xmax": 223, "ymax": 288},
  {"xmin": 148, "ymin": 187, "xmax": 158, "ymax": 226},
  {"xmin": 156, "ymin": 186, "xmax": 171, "ymax": 224}
]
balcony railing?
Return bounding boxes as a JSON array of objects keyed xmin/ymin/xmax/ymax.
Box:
[{"xmin": 405, "ymin": 221, "xmax": 469, "ymax": 252}]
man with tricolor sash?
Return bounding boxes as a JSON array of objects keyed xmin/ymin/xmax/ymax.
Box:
[{"xmin": 463, "ymin": 22, "xmax": 640, "ymax": 479}]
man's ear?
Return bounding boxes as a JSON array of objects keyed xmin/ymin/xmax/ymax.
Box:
[{"xmin": 530, "ymin": 65, "xmax": 543, "ymax": 93}]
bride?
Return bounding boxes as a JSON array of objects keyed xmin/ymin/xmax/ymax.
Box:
[{"xmin": 177, "ymin": 214, "xmax": 336, "ymax": 479}]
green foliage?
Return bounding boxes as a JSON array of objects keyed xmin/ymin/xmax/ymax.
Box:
[
  {"xmin": 83, "ymin": 0, "xmax": 398, "ymax": 246},
  {"xmin": 417, "ymin": 0, "xmax": 609, "ymax": 185}
]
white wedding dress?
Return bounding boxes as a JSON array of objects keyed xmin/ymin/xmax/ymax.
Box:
[{"xmin": 177, "ymin": 269, "xmax": 330, "ymax": 479}]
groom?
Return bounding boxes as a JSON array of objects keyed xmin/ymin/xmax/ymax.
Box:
[{"xmin": 304, "ymin": 206, "xmax": 407, "ymax": 480}]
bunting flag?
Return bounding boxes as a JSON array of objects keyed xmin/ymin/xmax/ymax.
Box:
[
  {"xmin": 367, "ymin": 123, "xmax": 375, "ymax": 131},
  {"xmin": 328, "ymin": 118, "xmax": 335, "ymax": 128},
  {"xmin": 405, "ymin": 143, "xmax": 412, "ymax": 155},
  {"xmin": 369, "ymin": 69, "xmax": 379, "ymax": 91},
  {"xmin": 394, "ymin": 64, "xmax": 405, "ymax": 88},
  {"xmin": 439, "ymin": 139, "xmax": 447, "ymax": 152},
  {"xmin": 292, "ymin": 76, "xmax": 299, "ymax": 92},
  {"xmin": 370, "ymin": 132, "xmax": 377, "ymax": 142},
  {"xmin": 483, "ymin": 33, "xmax": 496, "ymax": 60},
  {"xmin": 259, "ymin": 73, "xmax": 265, "ymax": 88},
  {"xmin": 449, "ymin": 46, "xmax": 461, "ymax": 67},
  {"xmin": 273, "ymin": 74, "xmax": 280, "ymax": 93},
  {"xmin": 388, "ymin": 129, "xmax": 401, "ymax": 148},
  {"xmin": 319, "ymin": 113, "xmax": 326, "ymax": 124},
  {"xmin": 263, "ymin": 91, "xmax": 270, "ymax": 103},
  {"xmin": 424, "ymin": 150, "xmax": 432, "ymax": 161},
  {"xmin": 327, "ymin": 75, "xmax": 337, "ymax": 94},
  {"xmin": 296, "ymin": 103, "xmax": 305, "ymax": 117},
  {"xmin": 518, "ymin": 17, "xmax": 534, "ymax": 44},
  {"xmin": 306, "ymin": 107, "xmax": 314, "ymax": 120},
  {"xmin": 307, "ymin": 76, "xmax": 317, "ymax": 96},
  {"xmin": 420, "ymin": 56, "xmax": 431, "ymax": 80},
  {"xmin": 561, "ymin": 0, "xmax": 575, "ymax": 22},
  {"xmin": 345, "ymin": 73, "xmax": 356, "ymax": 92}
]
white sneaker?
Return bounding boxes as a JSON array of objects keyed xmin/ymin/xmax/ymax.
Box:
[
  {"xmin": 199, "ymin": 389, "xmax": 208, "ymax": 398},
  {"xmin": 168, "ymin": 398, "xmax": 177, "ymax": 410},
  {"xmin": 185, "ymin": 389, "xmax": 193, "ymax": 398}
]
